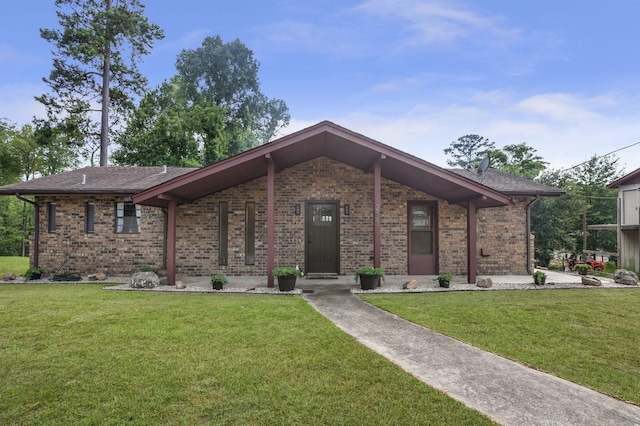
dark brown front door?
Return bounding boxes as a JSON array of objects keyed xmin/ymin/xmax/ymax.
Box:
[
  {"xmin": 306, "ymin": 201, "xmax": 339, "ymax": 274},
  {"xmin": 408, "ymin": 202, "xmax": 437, "ymax": 274}
]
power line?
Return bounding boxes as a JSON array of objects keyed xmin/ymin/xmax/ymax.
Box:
[{"xmin": 556, "ymin": 140, "xmax": 640, "ymax": 174}]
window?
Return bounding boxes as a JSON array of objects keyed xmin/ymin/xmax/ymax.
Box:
[
  {"xmin": 245, "ymin": 202, "xmax": 255, "ymax": 265},
  {"xmin": 47, "ymin": 202, "xmax": 56, "ymax": 234},
  {"xmin": 116, "ymin": 202, "xmax": 141, "ymax": 234},
  {"xmin": 86, "ymin": 202, "xmax": 95, "ymax": 234},
  {"xmin": 219, "ymin": 202, "xmax": 228, "ymax": 266}
]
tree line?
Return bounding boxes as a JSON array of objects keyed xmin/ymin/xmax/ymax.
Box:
[{"xmin": 445, "ymin": 134, "xmax": 622, "ymax": 267}]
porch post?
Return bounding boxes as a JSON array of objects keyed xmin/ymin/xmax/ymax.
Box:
[
  {"xmin": 166, "ymin": 199, "xmax": 177, "ymax": 285},
  {"xmin": 467, "ymin": 200, "xmax": 477, "ymax": 284},
  {"xmin": 266, "ymin": 155, "xmax": 275, "ymax": 287},
  {"xmin": 373, "ymin": 155, "xmax": 385, "ymax": 270}
]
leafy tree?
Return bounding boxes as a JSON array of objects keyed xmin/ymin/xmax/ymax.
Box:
[
  {"xmin": 570, "ymin": 155, "xmax": 622, "ymax": 256},
  {"xmin": 0, "ymin": 197, "xmax": 24, "ymax": 256},
  {"xmin": 37, "ymin": 0, "xmax": 164, "ymax": 166},
  {"xmin": 531, "ymin": 170, "xmax": 580, "ymax": 266},
  {"xmin": 112, "ymin": 78, "xmax": 203, "ymax": 166},
  {"xmin": 444, "ymin": 135, "xmax": 495, "ymax": 168},
  {"xmin": 114, "ymin": 35, "xmax": 290, "ymax": 167},
  {"xmin": 0, "ymin": 119, "xmax": 21, "ymax": 185},
  {"xmin": 489, "ymin": 143, "xmax": 548, "ymax": 180},
  {"xmin": 531, "ymin": 155, "xmax": 623, "ymax": 266}
]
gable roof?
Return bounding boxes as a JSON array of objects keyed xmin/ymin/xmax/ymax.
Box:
[
  {"xmin": 133, "ymin": 121, "xmax": 513, "ymax": 208},
  {"xmin": 0, "ymin": 121, "xmax": 564, "ymax": 206},
  {"xmin": 449, "ymin": 169, "xmax": 564, "ymax": 197},
  {"xmin": 607, "ymin": 167, "xmax": 640, "ymax": 189},
  {"xmin": 0, "ymin": 166, "xmax": 196, "ymax": 196}
]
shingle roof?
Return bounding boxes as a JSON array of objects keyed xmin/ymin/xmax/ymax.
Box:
[
  {"xmin": 448, "ymin": 169, "xmax": 564, "ymax": 196},
  {"xmin": 0, "ymin": 164, "xmax": 563, "ymax": 199},
  {"xmin": 0, "ymin": 166, "xmax": 197, "ymax": 196}
]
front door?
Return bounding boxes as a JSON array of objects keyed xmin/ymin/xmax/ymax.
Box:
[
  {"xmin": 305, "ymin": 201, "xmax": 339, "ymax": 274},
  {"xmin": 408, "ymin": 202, "xmax": 437, "ymax": 274}
]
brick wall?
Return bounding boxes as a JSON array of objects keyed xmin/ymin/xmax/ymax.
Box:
[
  {"xmin": 476, "ymin": 198, "xmax": 530, "ymax": 275},
  {"xmin": 32, "ymin": 159, "xmax": 531, "ymax": 278},
  {"xmin": 34, "ymin": 195, "xmax": 166, "ymax": 276}
]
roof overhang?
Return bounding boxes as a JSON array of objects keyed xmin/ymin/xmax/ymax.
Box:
[
  {"xmin": 134, "ymin": 121, "xmax": 513, "ymax": 209},
  {"xmin": 607, "ymin": 167, "xmax": 640, "ymax": 189}
]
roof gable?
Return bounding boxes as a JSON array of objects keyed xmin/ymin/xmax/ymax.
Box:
[
  {"xmin": 133, "ymin": 121, "xmax": 513, "ymax": 208},
  {"xmin": 607, "ymin": 167, "xmax": 640, "ymax": 189}
]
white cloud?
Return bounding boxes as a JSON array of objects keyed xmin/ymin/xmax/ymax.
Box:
[
  {"xmin": 0, "ymin": 83, "xmax": 46, "ymax": 125},
  {"xmin": 517, "ymin": 93, "xmax": 614, "ymax": 124},
  {"xmin": 352, "ymin": 0, "xmax": 518, "ymax": 47},
  {"xmin": 282, "ymin": 89, "xmax": 640, "ymax": 174}
]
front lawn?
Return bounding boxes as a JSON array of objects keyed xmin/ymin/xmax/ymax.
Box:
[
  {"xmin": 0, "ymin": 284, "xmax": 495, "ymax": 425},
  {"xmin": 362, "ymin": 289, "xmax": 640, "ymax": 405},
  {"xmin": 0, "ymin": 256, "xmax": 29, "ymax": 277}
]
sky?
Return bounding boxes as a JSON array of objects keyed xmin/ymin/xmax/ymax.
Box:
[{"xmin": 2, "ymin": 0, "xmax": 640, "ymax": 172}]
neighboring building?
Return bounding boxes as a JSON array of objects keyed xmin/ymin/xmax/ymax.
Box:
[
  {"xmin": 0, "ymin": 121, "xmax": 563, "ymax": 285},
  {"xmin": 608, "ymin": 168, "xmax": 640, "ymax": 271}
]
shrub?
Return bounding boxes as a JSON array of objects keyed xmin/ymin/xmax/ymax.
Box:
[
  {"xmin": 354, "ymin": 267, "xmax": 385, "ymax": 282},
  {"xmin": 210, "ymin": 274, "xmax": 228, "ymax": 284},
  {"xmin": 272, "ymin": 267, "xmax": 303, "ymax": 277},
  {"xmin": 604, "ymin": 261, "xmax": 617, "ymax": 273}
]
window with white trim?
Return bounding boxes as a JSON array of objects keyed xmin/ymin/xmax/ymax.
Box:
[{"xmin": 116, "ymin": 202, "xmax": 141, "ymax": 234}]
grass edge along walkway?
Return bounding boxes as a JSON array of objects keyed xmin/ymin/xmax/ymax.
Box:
[{"xmin": 362, "ymin": 288, "xmax": 640, "ymax": 407}]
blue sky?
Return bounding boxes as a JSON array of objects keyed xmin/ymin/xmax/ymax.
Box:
[{"xmin": 2, "ymin": 0, "xmax": 640, "ymax": 172}]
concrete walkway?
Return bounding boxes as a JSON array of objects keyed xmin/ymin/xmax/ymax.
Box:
[{"xmin": 302, "ymin": 282, "xmax": 640, "ymax": 426}]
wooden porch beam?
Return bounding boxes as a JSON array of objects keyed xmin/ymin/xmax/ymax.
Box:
[
  {"xmin": 158, "ymin": 193, "xmax": 191, "ymax": 205},
  {"xmin": 166, "ymin": 199, "xmax": 177, "ymax": 285},
  {"xmin": 266, "ymin": 154, "xmax": 275, "ymax": 287},
  {"xmin": 467, "ymin": 200, "xmax": 477, "ymax": 284},
  {"xmin": 448, "ymin": 194, "xmax": 487, "ymax": 205},
  {"xmin": 366, "ymin": 154, "xmax": 386, "ymax": 173},
  {"xmin": 373, "ymin": 155, "xmax": 384, "ymax": 274}
]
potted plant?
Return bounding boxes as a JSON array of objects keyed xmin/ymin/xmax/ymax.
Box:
[
  {"xmin": 354, "ymin": 267, "xmax": 385, "ymax": 290},
  {"xmin": 533, "ymin": 270, "xmax": 546, "ymax": 285},
  {"xmin": 272, "ymin": 267, "xmax": 302, "ymax": 291},
  {"xmin": 25, "ymin": 267, "xmax": 44, "ymax": 280},
  {"xmin": 210, "ymin": 274, "xmax": 228, "ymax": 290},
  {"xmin": 573, "ymin": 263, "xmax": 592, "ymax": 276},
  {"xmin": 437, "ymin": 272, "xmax": 452, "ymax": 288}
]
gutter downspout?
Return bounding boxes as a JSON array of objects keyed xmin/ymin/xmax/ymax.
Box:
[
  {"xmin": 526, "ymin": 195, "xmax": 540, "ymax": 274},
  {"xmin": 15, "ymin": 193, "xmax": 39, "ymax": 268}
]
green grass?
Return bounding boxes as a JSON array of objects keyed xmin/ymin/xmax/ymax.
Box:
[
  {"xmin": 362, "ymin": 289, "xmax": 640, "ymax": 405},
  {"xmin": 0, "ymin": 256, "xmax": 29, "ymax": 277},
  {"xmin": 0, "ymin": 284, "xmax": 495, "ymax": 425}
]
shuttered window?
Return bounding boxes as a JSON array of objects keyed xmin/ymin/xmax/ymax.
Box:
[
  {"xmin": 86, "ymin": 202, "xmax": 95, "ymax": 234},
  {"xmin": 115, "ymin": 202, "xmax": 141, "ymax": 234},
  {"xmin": 245, "ymin": 202, "xmax": 255, "ymax": 265},
  {"xmin": 219, "ymin": 202, "xmax": 228, "ymax": 265},
  {"xmin": 47, "ymin": 202, "xmax": 56, "ymax": 234}
]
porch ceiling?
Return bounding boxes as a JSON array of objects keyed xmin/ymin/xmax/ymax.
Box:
[{"xmin": 133, "ymin": 121, "xmax": 512, "ymax": 208}]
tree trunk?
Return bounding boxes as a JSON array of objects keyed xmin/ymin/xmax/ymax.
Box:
[{"xmin": 99, "ymin": 0, "xmax": 112, "ymax": 167}]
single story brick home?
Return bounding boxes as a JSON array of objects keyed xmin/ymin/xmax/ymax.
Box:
[{"xmin": 0, "ymin": 121, "xmax": 563, "ymax": 285}]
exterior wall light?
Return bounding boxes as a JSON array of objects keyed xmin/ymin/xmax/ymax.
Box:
[
  {"xmin": 344, "ymin": 204, "xmax": 350, "ymax": 215},
  {"xmin": 295, "ymin": 204, "xmax": 301, "ymax": 215}
]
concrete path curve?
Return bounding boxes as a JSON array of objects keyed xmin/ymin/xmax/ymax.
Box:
[{"xmin": 303, "ymin": 284, "xmax": 640, "ymax": 426}]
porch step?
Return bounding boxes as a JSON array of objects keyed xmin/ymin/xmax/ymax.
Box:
[{"xmin": 305, "ymin": 273, "xmax": 339, "ymax": 280}]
